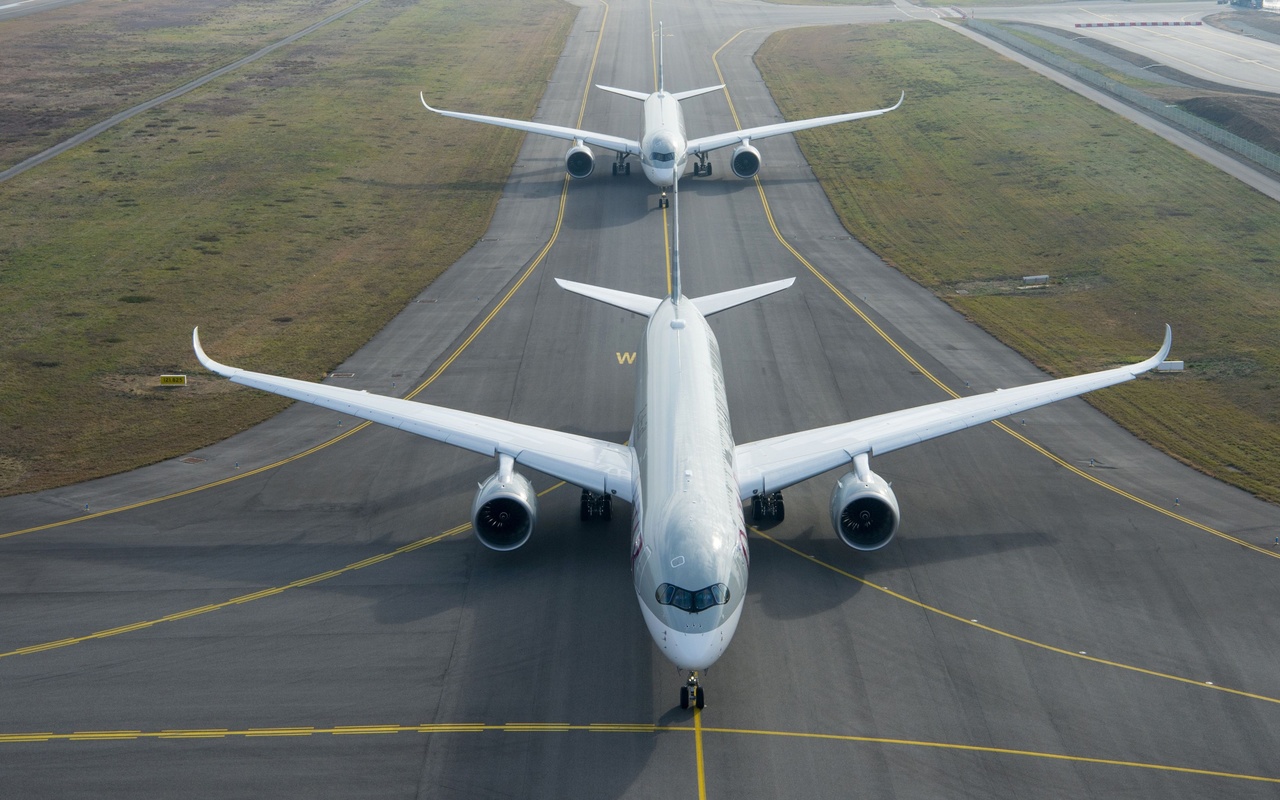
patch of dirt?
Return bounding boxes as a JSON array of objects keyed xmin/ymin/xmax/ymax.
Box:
[
  {"xmin": 99, "ymin": 373, "xmax": 243, "ymax": 398},
  {"xmin": 0, "ymin": 455, "xmax": 26, "ymax": 492},
  {"xmin": 950, "ymin": 274, "xmax": 1105, "ymax": 297},
  {"xmin": 1172, "ymin": 94, "xmax": 1280, "ymax": 154}
]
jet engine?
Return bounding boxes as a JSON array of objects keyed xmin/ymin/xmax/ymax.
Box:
[
  {"xmin": 471, "ymin": 458, "xmax": 537, "ymax": 551},
  {"xmin": 565, "ymin": 143, "xmax": 595, "ymax": 179},
  {"xmin": 829, "ymin": 467, "xmax": 900, "ymax": 551},
  {"xmin": 730, "ymin": 143, "xmax": 761, "ymax": 179}
]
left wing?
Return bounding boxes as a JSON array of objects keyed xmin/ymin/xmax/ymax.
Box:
[
  {"xmin": 421, "ymin": 93, "xmax": 640, "ymax": 157},
  {"xmin": 193, "ymin": 329, "xmax": 634, "ymax": 501},
  {"xmin": 688, "ymin": 92, "xmax": 903, "ymax": 155},
  {"xmin": 736, "ymin": 326, "xmax": 1171, "ymax": 498}
]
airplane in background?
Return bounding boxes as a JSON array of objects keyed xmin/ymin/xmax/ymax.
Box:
[
  {"xmin": 193, "ymin": 180, "xmax": 1171, "ymax": 709},
  {"xmin": 420, "ymin": 22, "xmax": 902, "ymax": 207}
]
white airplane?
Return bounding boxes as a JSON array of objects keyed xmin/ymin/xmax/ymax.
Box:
[
  {"xmin": 419, "ymin": 22, "xmax": 902, "ymax": 206},
  {"xmin": 193, "ymin": 182, "xmax": 1171, "ymax": 709}
]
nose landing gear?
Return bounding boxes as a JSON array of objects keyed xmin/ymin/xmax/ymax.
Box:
[{"xmin": 680, "ymin": 672, "xmax": 705, "ymax": 710}]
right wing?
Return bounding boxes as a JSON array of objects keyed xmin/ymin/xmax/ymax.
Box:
[
  {"xmin": 193, "ymin": 329, "xmax": 634, "ymax": 501},
  {"xmin": 421, "ymin": 92, "xmax": 640, "ymax": 156},
  {"xmin": 736, "ymin": 326, "xmax": 1171, "ymax": 498},
  {"xmin": 688, "ymin": 92, "xmax": 903, "ymax": 155}
]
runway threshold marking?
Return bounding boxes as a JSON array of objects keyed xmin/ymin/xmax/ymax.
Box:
[
  {"xmin": 2, "ymin": 721, "xmax": 1277, "ymax": 786},
  {"xmin": 0, "ymin": 2, "xmax": 615, "ymax": 543},
  {"xmin": 754, "ymin": 527, "xmax": 1280, "ymax": 708},
  {"xmin": 708, "ymin": 33, "xmax": 1279, "ymax": 562}
]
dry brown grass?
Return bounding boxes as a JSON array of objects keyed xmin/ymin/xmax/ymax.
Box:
[{"xmin": 0, "ymin": 0, "xmax": 574, "ymax": 495}]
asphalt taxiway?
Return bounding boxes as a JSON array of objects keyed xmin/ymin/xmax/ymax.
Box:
[{"xmin": 2, "ymin": 1, "xmax": 1279, "ymax": 798}]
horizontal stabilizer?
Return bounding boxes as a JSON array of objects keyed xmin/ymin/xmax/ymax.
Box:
[
  {"xmin": 690, "ymin": 278, "xmax": 794, "ymax": 316},
  {"xmin": 596, "ymin": 85, "xmax": 649, "ymax": 102},
  {"xmin": 556, "ymin": 279, "xmax": 662, "ymax": 317},
  {"xmin": 670, "ymin": 85, "xmax": 725, "ymax": 102}
]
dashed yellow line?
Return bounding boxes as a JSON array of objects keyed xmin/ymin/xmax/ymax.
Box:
[
  {"xmin": 754, "ymin": 527, "xmax": 1280, "ymax": 707},
  {"xmin": 2, "ymin": 721, "xmax": 1277, "ymax": 785},
  {"xmin": 1, "ymin": 481, "xmax": 568, "ymax": 660},
  {"xmin": 0, "ymin": 524, "xmax": 470, "ymax": 659}
]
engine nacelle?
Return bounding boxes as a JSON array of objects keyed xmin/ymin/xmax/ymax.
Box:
[
  {"xmin": 565, "ymin": 144, "xmax": 595, "ymax": 179},
  {"xmin": 730, "ymin": 143, "xmax": 761, "ymax": 179},
  {"xmin": 830, "ymin": 469, "xmax": 900, "ymax": 551},
  {"xmin": 471, "ymin": 467, "xmax": 537, "ymax": 551}
]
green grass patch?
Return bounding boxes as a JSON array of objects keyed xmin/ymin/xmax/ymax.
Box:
[
  {"xmin": 0, "ymin": 0, "xmax": 575, "ymax": 495},
  {"xmin": 755, "ymin": 21, "xmax": 1280, "ymax": 503}
]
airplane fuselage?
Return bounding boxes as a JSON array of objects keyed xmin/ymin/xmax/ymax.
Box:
[
  {"xmin": 628, "ymin": 296, "xmax": 747, "ymax": 671},
  {"xmin": 638, "ymin": 92, "xmax": 689, "ymax": 190}
]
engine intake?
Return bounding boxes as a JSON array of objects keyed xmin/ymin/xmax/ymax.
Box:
[
  {"xmin": 565, "ymin": 144, "xmax": 595, "ymax": 179},
  {"xmin": 830, "ymin": 468, "xmax": 900, "ymax": 551},
  {"xmin": 730, "ymin": 143, "xmax": 761, "ymax": 179},
  {"xmin": 471, "ymin": 464, "xmax": 537, "ymax": 551}
]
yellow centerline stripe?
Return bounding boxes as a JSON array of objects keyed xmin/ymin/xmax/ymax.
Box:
[
  {"xmin": 694, "ymin": 706, "xmax": 708, "ymax": 800},
  {"xmin": 754, "ymin": 527, "xmax": 1280, "ymax": 706},
  {"xmin": 0, "ymin": 1, "xmax": 614, "ymax": 543},
  {"xmin": 2, "ymin": 722, "xmax": 1276, "ymax": 784},
  {"xmin": 709, "ymin": 32, "xmax": 1277, "ymax": 560}
]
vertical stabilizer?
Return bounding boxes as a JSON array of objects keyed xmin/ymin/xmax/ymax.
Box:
[{"xmin": 657, "ymin": 21, "xmax": 665, "ymax": 94}]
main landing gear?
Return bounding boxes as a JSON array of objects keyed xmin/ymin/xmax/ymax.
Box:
[
  {"xmin": 680, "ymin": 672, "xmax": 706, "ymax": 710},
  {"xmin": 611, "ymin": 154, "xmax": 631, "ymax": 176},
  {"xmin": 691, "ymin": 154, "xmax": 712, "ymax": 177},
  {"xmin": 580, "ymin": 489, "xmax": 612, "ymax": 521},
  {"xmin": 751, "ymin": 491, "xmax": 785, "ymax": 523}
]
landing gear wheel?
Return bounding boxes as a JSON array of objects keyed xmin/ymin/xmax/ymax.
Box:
[
  {"xmin": 682, "ymin": 672, "xmax": 703, "ymax": 710},
  {"xmin": 611, "ymin": 163, "xmax": 618, "ymax": 176},
  {"xmin": 580, "ymin": 490, "xmax": 612, "ymax": 521},
  {"xmin": 705, "ymin": 163, "xmax": 712, "ymax": 177},
  {"xmin": 751, "ymin": 492, "xmax": 785, "ymax": 523},
  {"xmin": 625, "ymin": 163, "xmax": 631, "ymax": 175}
]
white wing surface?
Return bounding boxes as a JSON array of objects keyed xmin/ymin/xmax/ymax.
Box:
[
  {"xmin": 688, "ymin": 92, "xmax": 904, "ymax": 155},
  {"xmin": 421, "ymin": 93, "xmax": 640, "ymax": 156},
  {"xmin": 735, "ymin": 326, "xmax": 1171, "ymax": 498},
  {"xmin": 193, "ymin": 329, "xmax": 634, "ymax": 501}
]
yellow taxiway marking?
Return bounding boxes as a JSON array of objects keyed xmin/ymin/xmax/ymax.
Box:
[
  {"xmin": 0, "ymin": 481, "xmax": 565, "ymax": 660},
  {"xmin": 708, "ymin": 32, "xmax": 1279, "ymax": 561},
  {"xmin": 1, "ymin": 721, "xmax": 1277, "ymax": 785},
  {"xmin": 755, "ymin": 527, "xmax": 1280, "ymax": 707},
  {"xmin": 0, "ymin": 524, "xmax": 467, "ymax": 659}
]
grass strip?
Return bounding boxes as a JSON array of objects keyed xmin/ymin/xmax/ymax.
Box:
[
  {"xmin": 755, "ymin": 21, "xmax": 1280, "ymax": 503},
  {"xmin": 0, "ymin": 0, "xmax": 574, "ymax": 495}
]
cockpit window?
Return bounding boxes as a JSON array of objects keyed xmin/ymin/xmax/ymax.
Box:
[
  {"xmin": 651, "ymin": 149, "xmax": 675, "ymax": 163},
  {"xmin": 656, "ymin": 582, "xmax": 729, "ymax": 613}
]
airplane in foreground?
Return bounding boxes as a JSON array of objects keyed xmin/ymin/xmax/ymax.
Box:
[
  {"xmin": 193, "ymin": 182, "xmax": 1171, "ymax": 709},
  {"xmin": 419, "ymin": 22, "xmax": 902, "ymax": 207}
]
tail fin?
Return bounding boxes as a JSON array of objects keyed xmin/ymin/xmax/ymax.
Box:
[{"xmin": 657, "ymin": 21, "xmax": 664, "ymax": 93}]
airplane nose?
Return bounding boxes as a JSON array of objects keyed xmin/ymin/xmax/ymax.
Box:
[
  {"xmin": 639, "ymin": 599, "xmax": 743, "ymax": 671},
  {"xmin": 665, "ymin": 627, "xmax": 728, "ymax": 671}
]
